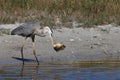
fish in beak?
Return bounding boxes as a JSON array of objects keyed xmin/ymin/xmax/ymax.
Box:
[
  {"xmin": 45, "ymin": 26, "xmax": 66, "ymax": 51},
  {"xmin": 53, "ymin": 43, "xmax": 66, "ymax": 51},
  {"xmin": 49, "ymin": 34, "xmax": 66, "ymax": 51}
]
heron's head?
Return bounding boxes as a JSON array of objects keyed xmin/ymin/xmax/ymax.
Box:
[
  {"xmin": 42, "ymin": 26, "xmax": 66, "ymax": 51},
  {"xmin": 43, "ymin": 26, "xmax": 53, "ymax": 36},
  {"xmin": 43, "ymin": 26, "xmax": 55, "ymax": 46}
]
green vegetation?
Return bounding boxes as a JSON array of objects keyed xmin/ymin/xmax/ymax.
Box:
[
  {"xmin": 0, "ymin": 0, "xmax": 120, "ymax": 27},
  {"xmin": 0, "ymin": 29, "xmax": 9, "ymax": 35}
]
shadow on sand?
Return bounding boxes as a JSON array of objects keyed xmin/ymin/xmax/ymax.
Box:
[{"xmin": 12, "ymin": 57, "xmax": 36, "ymax": 62}]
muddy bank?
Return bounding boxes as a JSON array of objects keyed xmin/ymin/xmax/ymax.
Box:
[{"xmin": 0, "ymin": 24, "xmax": 120, "ymax": 63}]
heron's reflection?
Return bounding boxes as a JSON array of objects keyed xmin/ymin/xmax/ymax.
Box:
[
  {"xmin": 20, "ymin": 63, "xmax": 39, "ymax": 79},
  {"xmin": 19, "ymin": 63, "xmax": 63, "ymax": 80},
  {"xmin": 20, "ymin": 64, "xmax": 24, "ymax": 76}
]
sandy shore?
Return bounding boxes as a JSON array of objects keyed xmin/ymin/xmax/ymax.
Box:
[{"xmin": 0, "ymin": 24, "xmax": 120, "ymax": 63}]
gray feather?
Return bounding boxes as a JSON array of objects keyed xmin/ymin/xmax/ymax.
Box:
[{"xmin": 11, "ymin": 22, "xmax": 41, "ymax": 37}]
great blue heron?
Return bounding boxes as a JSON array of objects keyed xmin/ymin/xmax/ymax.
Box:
[
  {"xmin": 11, "ymin": 21, "xmax": 66, "ymax": 65},
  {"xmin": 11, "ymin": 22, "xmax": 55, "ymax": 65}
]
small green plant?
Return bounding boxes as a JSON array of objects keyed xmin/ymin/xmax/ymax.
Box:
[{"xmin": 0, "ymin": 29, "xmax": 10, "ymax": 35}]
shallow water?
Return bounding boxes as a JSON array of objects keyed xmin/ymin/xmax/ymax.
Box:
[{"xmin": 0, "ymin": 59, "xmax": 120, "ymax": 80}]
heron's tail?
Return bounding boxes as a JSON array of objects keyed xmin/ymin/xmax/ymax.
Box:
[{"xmin": 11, "ymin": 30, "xmax": 15, "ymax": 35}]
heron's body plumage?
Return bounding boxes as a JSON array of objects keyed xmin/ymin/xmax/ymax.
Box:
[{"xmin": 11, "ymin": 22, "xmax": 40, "ymax": 37}]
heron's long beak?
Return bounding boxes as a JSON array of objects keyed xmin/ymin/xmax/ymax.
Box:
[{"xmin": 49, "ymin": 34, "xmax": 55, "ymax": 46}]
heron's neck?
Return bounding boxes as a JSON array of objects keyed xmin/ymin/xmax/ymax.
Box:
[{"xmin": 49, "ymin": 34, "xmax": 55, "ymax": 46}]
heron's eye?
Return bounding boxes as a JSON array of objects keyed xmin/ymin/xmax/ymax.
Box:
[{"xmin": 49, "ymin": 27, "xmax": 53, "ymax": 33}]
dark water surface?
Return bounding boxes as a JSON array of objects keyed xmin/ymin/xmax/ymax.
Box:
[{"xmin": 0, "ymin": 59, "xmax": 120, "ymax": 80}]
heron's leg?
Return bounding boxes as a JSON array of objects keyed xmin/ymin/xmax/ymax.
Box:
[
  {"xmin": 31, "ymin": 35, "xmax": 39, "ymax": 65},
  {"xmin": 21, "ymin": 37, "xmax": 27, "ymax": 65}
]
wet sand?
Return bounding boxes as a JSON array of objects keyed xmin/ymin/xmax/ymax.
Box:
[{"xmin": 0, "ymin": 24, "xmax": 120, "ymax": 63}]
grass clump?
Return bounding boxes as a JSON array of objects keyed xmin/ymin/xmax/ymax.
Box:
[
  {"xmin": 0, "ymin": 0, "xmax": 120, "ymax": 27},
  {"xmin": 0, "ymin": 29, "xmax": 10, "ymax": 35}
]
